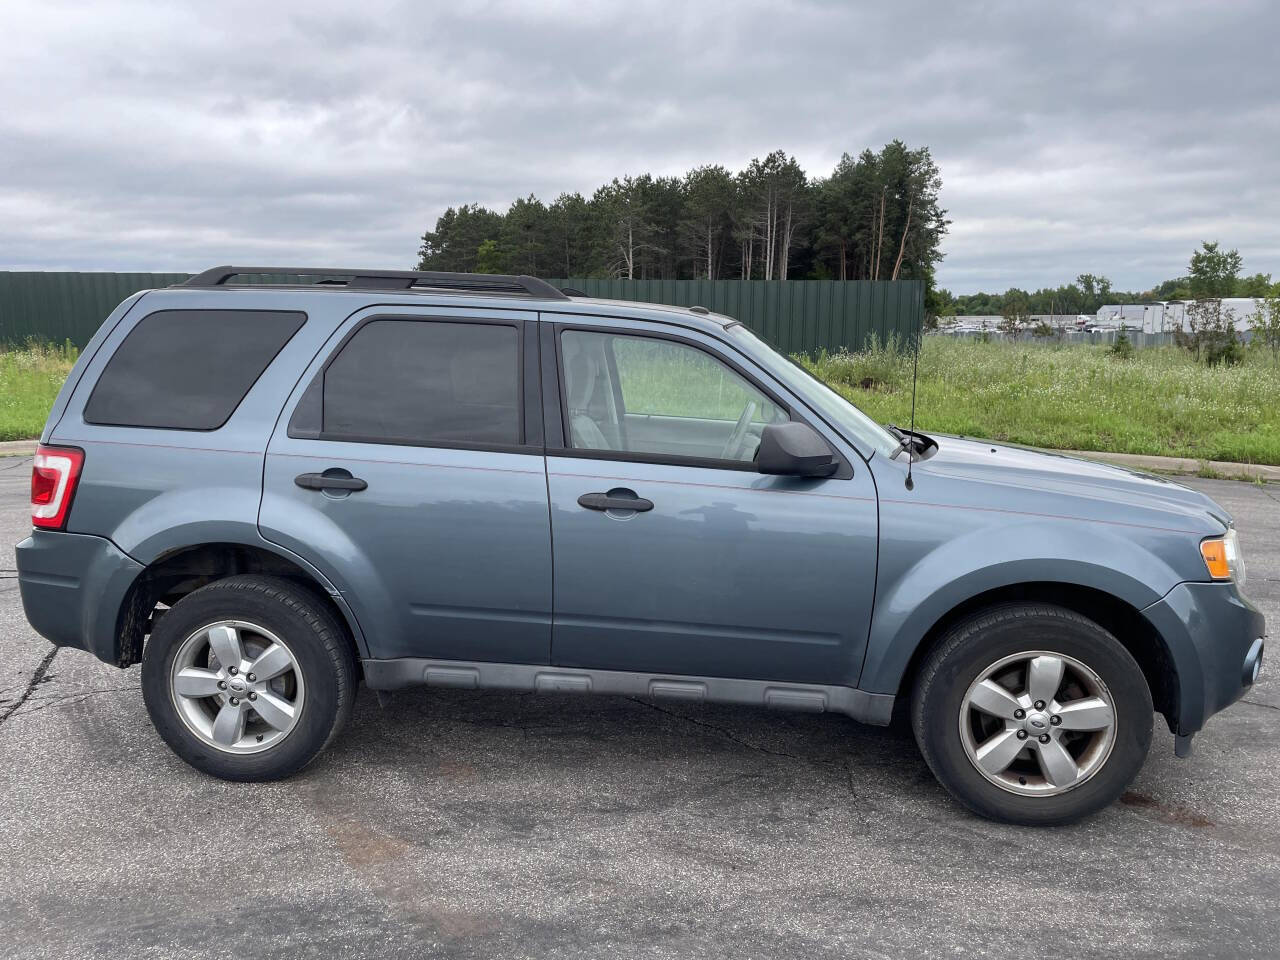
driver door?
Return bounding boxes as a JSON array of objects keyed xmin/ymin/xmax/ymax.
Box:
[{"xmin": 545, "ymin": 317, "xmax": 879, "ymax": 686}]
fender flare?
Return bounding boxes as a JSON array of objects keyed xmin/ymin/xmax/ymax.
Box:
[
  {"xmin": 858, "ymin": 519, "xmax": 1184, "ymax": 695},
  {"xmin": 115, "ymin": 520, "xmax": 370, "ymax": 661}
]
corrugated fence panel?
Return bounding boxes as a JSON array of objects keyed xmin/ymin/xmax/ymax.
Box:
[
  {"xmin": 549, "ymin": 278, "xmax": 923, "ymax": 355},
  {"xmin": 0, "ymin": 272, "xmax": 923, "ymax": 355},
  {"xmin": 0, "ymin": 272, "xmax": 190, "ymax": 346}
]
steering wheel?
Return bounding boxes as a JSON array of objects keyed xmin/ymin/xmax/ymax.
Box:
[{"xmin": 720, "ymin": 401, "xmax": 758, "ymax": 460}]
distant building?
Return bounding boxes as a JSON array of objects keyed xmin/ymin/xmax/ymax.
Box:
[{"xmin": 1095, "ymin": 300, "xmax": 1260, "ymax": 333}]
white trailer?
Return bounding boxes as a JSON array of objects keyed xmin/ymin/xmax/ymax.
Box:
[{"xmin": 1095, "ymin": 299, "xmax": 1259, "ymax": 334}]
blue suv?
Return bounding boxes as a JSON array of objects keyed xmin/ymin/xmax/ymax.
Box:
[{"xmin": 16, "ymin": 266, "xmax": 1265, "ymax": 825}]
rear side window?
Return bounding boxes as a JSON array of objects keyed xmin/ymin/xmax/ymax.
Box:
[
  {"xmin": 311, "ymin": 319, "xmax": 521, "ymax": 446},
  {"xmin": 84, "ymin": 309, "xmax": 306, "ymax": 430}
]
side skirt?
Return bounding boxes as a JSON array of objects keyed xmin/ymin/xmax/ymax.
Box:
[{"xmin": 361, "ymin": 658, "xmax": 895, "ymax": 726}]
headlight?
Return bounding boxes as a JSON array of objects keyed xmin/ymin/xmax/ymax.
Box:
[{"xmin": 1201, "ymin": 527, "xmax": 1246, "ymax": 587}]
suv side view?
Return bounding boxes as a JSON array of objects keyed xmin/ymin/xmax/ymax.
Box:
[{"xmin": 17, "ymin": 266, "xmax": 1266, "ymax": 825}]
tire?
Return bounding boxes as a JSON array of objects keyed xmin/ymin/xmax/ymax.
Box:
[
  {"xmin": 141, "ymin": 575, "xmax": 357, "ymax": 781},
  {"xmin": 911, "ymin": 603, "xmax": 1153, "ymax": 826}
]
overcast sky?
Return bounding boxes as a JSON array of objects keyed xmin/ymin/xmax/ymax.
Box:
[{"xmin": 2, "ymin": 0, "xmax": 1276, "ymax": 294}]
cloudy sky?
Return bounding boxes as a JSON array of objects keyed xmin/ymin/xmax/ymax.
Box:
[{"xmin": 3, "ymin": 0, "xmax": 1276, "ymax": 293}]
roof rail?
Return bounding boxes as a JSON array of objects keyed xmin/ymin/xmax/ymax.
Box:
[{"xmin": 181, "ymin": 266, "xmax": 569, "ymax": 301}]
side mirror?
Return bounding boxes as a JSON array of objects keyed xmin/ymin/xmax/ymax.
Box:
[{"xmin": 756, "ymin": 422, "xmax": 839, "ymax": 477}]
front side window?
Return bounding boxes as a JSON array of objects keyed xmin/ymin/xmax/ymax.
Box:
[
  {"xmin": 317, "ymin": 319, "xmax": 520, "ymax": 446},
  {"xmin": 561, "ymin": 330, "xmax": 786, "ymax": 464},
  {"xmin": 727, "ymin": 323, "xmax": 899, "ymax": 457}
]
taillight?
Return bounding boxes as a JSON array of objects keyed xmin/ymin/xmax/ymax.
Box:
[{"xmin": 31, "ymin": 444, "xmax": 84, "ymax": 530}]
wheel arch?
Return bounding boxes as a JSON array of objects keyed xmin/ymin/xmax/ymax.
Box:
[
  {"xmin": 891, "ymin": 582, "xmax": 1179, "ymax": 731},
  {"xmin": 113, "ymin": 540, "xmax": 368, "ymax": 668}
]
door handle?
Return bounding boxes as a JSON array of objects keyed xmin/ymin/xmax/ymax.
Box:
[
  {"xmin": 295, "ymin": 472, "xmax": 368, "ymax": 492},
  {"xmin": 577, "ymin": 491, "xmax": 653, "ymax": 512}
]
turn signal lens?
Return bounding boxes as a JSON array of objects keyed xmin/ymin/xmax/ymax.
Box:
[{"xmin": 1200, "ymin": 537, "xmax": 1230, "ymax": 580}]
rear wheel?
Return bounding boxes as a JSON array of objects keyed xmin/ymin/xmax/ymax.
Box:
[
  {"xmin": 141, "ymin": 575, "xmax": 356, "ymax": 781},
  {"xmin": 911, "ymin": 603, "xmax": 1153, "ymax": 825}
]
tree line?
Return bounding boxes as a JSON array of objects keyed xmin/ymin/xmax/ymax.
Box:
[
  {"xmin": 937, "ymin": 241, "xmax": 1278, "ymax": 320},
  {"xmin": 416, "ymin": 141, "xmax": 948, "ymax": 285}
]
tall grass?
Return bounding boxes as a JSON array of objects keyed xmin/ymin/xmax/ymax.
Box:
[
  {"xmin": 800, "ymin": 337, "xmax": 1280, "ymax": 465},
  {"xmin": 0, "ymin": 340, "xmax": 78, "ymax": 442},
  {"xmin": 1, "ymin": 336, "xmax": 1278, "ymax": 465}
]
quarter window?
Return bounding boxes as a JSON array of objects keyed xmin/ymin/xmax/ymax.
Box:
[
  {"xmin": 315, "ymin": 319, "xmax": 521, "ymax": 446},
  {"xmin": 561, "ymin": 330, "xmax": 786, "ymax": 464},
  {"xmin": 84, "ymin": 309, "xmax": 305, "ymax": 430}
]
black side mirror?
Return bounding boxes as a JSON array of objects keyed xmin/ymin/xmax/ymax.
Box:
[{"xmin": 756, "ymin": 422, "xmax": 838, "ymax": 477}]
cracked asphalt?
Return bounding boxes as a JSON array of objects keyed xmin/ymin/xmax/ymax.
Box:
[{"xmin": 0, "ymin": 459, "xmax": 1276, "ymax": 960}]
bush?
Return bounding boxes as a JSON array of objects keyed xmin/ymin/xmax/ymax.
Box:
[
  {"xmin": 1110, "ymin": 326, "xmax": 1134, "ymax": 360},
  {"xmin": 806, "ymin": 334, "xmax": 910, "ymax": 392},
  {"xmin": 1175, "ymin": 299, "xmax": 1243, "ymax": 366},
  {"xmin": 1250, "ymin": 293, "xmax": 1280, "ymax": 361}
]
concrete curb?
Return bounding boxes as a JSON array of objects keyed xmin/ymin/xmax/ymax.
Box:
[
  {"xmin": 0, "ymin": 440, "xmax": 37, "ymax": 457},
  {"xmin": 0, "ymin": 436, "xmax": 1275, "ymax": 480},
  {"xmin": 1063, "ymin": 450, "xmax": 1280, "ymax": 482}
]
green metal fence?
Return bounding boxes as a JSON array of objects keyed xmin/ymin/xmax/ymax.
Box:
[
  {"xmin": 550, "ymin": 278, "xmax": 923, "ymax": 355},
  {"xmin": 0, "ymin": 272, "xmax": 191, "ymax": 347},
  {"xmin": 0, "ymin": 272, "xmax": 923, "ymax": 355}
]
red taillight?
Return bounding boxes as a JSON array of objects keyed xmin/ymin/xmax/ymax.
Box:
[{"xmin": 31, "ymin": 444, "xmax": 84, "ymax": 530}]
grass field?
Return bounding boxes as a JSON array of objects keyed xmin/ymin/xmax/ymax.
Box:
[
  {"xmin": 2, "ymin": 337, "xmax": 1279, "ymax": 465},
  {"xmin": 0, "ymin": 341, "xmax": 77, "ymax": 442},
  {"xmin": 803, "ymin": 337, "xmax": 1280, "ymax": 465}
]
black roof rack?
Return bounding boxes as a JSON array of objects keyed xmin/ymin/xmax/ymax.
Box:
[{"xmin": 182, "ymin": 266, "xmax": 569, "ymax": 301}]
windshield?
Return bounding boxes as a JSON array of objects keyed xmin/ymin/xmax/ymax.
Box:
[{"xmin": 727, "ymin": 324, "xmax": 901, "ymax": 458}]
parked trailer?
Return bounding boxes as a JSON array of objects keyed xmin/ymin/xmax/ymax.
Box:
[{"xmin": 1096, "ymin": 300, "xmax": 1259, "ymax": 334}]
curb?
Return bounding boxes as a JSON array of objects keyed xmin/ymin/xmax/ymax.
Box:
[
  {"xmin": 1062, "ymin": 450, "xmax": 1280, "ymax": 482},
  {"xmin": 0, "ymin": 436, "xmax": 1275, "ymax": 481},
  {"xmin": 0, "ymin": 440, "xmax": 37, "ymax": 458}
]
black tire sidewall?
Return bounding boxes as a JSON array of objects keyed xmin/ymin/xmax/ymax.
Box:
[
  {"xmin": 141, "ymin": 577, "xmax": 351, "ymax": 781},
  {"xmin": 913, "ymin": 607, "xmax": 1153, "ymax": 826}
]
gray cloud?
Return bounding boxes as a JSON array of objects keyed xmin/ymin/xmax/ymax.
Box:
[{"xmin": 2, "ymin": 0, "xmax": 1276, "ymax": 292}]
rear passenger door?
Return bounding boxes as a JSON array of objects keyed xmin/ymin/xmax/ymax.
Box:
[{"xmin": 258, "ymin": 306, "xmax": 553, "ymax": 665}]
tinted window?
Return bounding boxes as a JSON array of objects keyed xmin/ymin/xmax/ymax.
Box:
[
  {"xmin": 561, "ymin": 330, "xmax": 785, "ymax": 463},
  {"xmin": 320, "ymin": 319, "xmax": 520, "ymax": 446},
  {"xmin": 85, "ymin": 309, "xmax": 305, "ymax": 430}
]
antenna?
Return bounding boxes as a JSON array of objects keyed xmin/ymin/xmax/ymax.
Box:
[{"xmin": 904, "ymin": 310, "xmax": 922, "ymax": 491}]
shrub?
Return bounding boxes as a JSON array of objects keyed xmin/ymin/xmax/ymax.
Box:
[
  {"xmin": 805, "ymin": 334, "xmax": 911, "ymax": 392},
  {"xmin": 1175, "ymin": 299, "xmax": 1243, "ymax": 366},
  {"xmin": 1251, "ymin": 293, "xmax": 1280, "ymax": 361},
  {"xmin": 1110, "ymin": 326, "xmax": 1134, "ymax": 360}
]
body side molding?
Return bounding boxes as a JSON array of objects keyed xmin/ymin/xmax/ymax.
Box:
[{"xmin": 361, "ymin": 658, "xmax": 896, "ymax": 725}]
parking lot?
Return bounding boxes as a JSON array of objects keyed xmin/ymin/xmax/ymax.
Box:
[{"xmin": 0, "ymin": 456, "xmax": 1276, "ymax": 960}]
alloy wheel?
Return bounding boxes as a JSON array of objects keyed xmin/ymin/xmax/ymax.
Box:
[
  {"xmin": 169, "ymin": 620, "xmax": 306, "ymax": 754},
  {"xmin": 958, "ymin": 650, "xmax": 1117, "ymax": 796}
]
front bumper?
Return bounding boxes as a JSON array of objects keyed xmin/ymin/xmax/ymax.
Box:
[
  {"xmin": 15, "ymin": 530, "xmax": 144, "ymax": 664},
  {"xmin": 1142, "ymin": 581, "xmax": 1266, "ymax": 736}
]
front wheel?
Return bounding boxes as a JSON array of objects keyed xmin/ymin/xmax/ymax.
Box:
[
  {"xmin": 911, "ymin": 603, "xmax": 1153, "ymax": 825},
  {"xmin": 141, "ymin": 575, "xmax": 357, "ymax": 781}
]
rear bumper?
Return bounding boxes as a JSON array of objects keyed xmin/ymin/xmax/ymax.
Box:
[
  {"xmin": 15, "ymin": 530, "xmax": 143, "ymax": 664},
  {"xmin": 1142, "ymin": 581, "xmax": 1266, "ymax": 735}
]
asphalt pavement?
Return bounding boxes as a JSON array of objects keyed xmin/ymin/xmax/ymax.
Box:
[{"xmin": 1, "ymin": 458, "xmax": 1276, "ymax": 960}]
